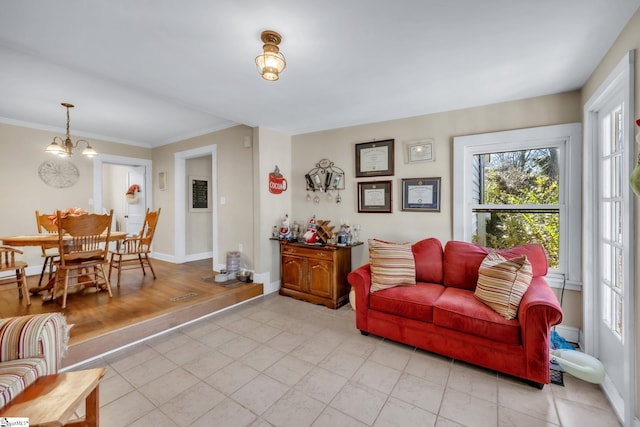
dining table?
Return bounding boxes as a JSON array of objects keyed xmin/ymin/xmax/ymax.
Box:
[{"xmin": 0, "ymin": 231, "xmax": 127, "ymax": 295}]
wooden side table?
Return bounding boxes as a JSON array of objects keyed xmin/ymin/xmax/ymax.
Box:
[{"xmin": 0, "ymin": 367, "xmax": 106, "ymax": 426}]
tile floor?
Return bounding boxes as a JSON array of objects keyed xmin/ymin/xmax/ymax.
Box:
[{"xmin": 70, "ymin": 294, "xmax": 621, "ymax": 426}]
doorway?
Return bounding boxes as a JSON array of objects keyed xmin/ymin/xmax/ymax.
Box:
[
  {"xmin": 583, "ymin": 50, "xmax": 635, "ymax": 425},
  {"xmin": 100, "ymin": 163, "xmax": 147, "ymax": 233},
  {"xmin": 174, "ymin": 144, "xmax": 218, "ymax": 270},
  {"xmin": 92, "ymin": 154, "xmax": 152, "ymax": 229}
]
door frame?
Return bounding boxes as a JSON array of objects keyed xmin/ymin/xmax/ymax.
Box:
[
  {"xmin": 174, "ymin": 144, "xmax": 218, "ymax": 265},
  {"xmin": 92, "ymin": 154, "xmax": 153, "ymax": 216},
  {"xmin": 583, "ymin": 50, "xmax": 635, "ymax": 426}
]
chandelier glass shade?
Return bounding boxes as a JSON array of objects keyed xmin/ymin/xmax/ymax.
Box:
[
  {"xmin": 255, "ymin": 30, "xmax": 286, "ymax": 81},
  {"xmin": 45, "ymin": 103, "xmax": 97, "ymax": 158}
]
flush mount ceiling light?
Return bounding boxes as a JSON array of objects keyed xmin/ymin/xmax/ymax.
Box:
[
  {"xmin": 255, "ymin": 30, "xmax": 286, "ymax": 81},
  {"xmin": 45, "ymin": 102, "xmax": 97, "ymax": 158}
]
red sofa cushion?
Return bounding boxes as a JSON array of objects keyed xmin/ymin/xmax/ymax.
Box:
[
  {"xmin": 370, "ymin": 282, "xmax": 445, "ymax": 323},
  {"xmin": 433, "ymin": 287, "xmax": 521, "ymax": 345},
  {"xmin": 443, "ymin": 241, "xmax": 548, "ymax": 291},
  {"xmin": 412, "ymin": 238, "xmax": 444, "ymax": 284}
]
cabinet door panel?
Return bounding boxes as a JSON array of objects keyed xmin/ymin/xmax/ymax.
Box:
[
  {"xmin": 308, "ymin": 260, "xmax": 333, "ymax": 298},
  {"xmin": 282, "ymin": 256, "xmax": 306, "ymax": 292}
]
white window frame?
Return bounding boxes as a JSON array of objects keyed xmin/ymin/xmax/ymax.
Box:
[{"xmin": 453, "ymin": 123, "xmax": 582, "ymax": 290}]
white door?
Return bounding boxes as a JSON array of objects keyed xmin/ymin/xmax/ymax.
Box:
[
  {"xmin": 126, "ymin": 166, "xmax": 146, "ymax": 234},
  {"xmin": 595, "ymin": 102, "xmax": 626, "ymax": 393},
  {"xmin": 584, "ymin": 51, "xmax": 635, "ymax": 425}
]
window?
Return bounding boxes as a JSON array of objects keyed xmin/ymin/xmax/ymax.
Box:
[
  {"xmin": 472, "ymin": 148, "xmax": 560, "ymax": 267},
  {"xmin": 453, "ymin": 123, "xmax": 582, "ymax": 289}
]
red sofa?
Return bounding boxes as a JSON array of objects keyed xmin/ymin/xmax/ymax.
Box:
[{"xmin": 347, "ymin": 238, "xmax": 563, "ymax": 387}]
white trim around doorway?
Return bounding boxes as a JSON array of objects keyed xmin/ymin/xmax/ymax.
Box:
[{"xmin": 174, "ymin": 145, "xmax": 219, "ymax": 266}]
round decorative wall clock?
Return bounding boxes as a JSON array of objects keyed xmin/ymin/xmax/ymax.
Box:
[{"xmin": 38, "ymin": 159, "xmax": 80, "ymax": 188}]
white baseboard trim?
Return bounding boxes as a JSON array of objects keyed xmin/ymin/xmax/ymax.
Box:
[
  {"xmin": 250, "ymin": 272, "xmax": 277, "ymax": 295},
  {"xmin": 182, "ymin": 251, "xmax": 213, "ymax": 263},
  {"xmin": 601, "ymin": 375, "xmax": 625, "ymax": 426},
  {"xmin": 553, "ymin": 324, "xmax": 580, "ymax": 344},
  {"xmin": 263, "ymin": 281, "xmax": 280, "ymax": 295},
  {"xmin": 151, "ymin": 251, "xmax": 176, "ymax": 263},
  {"xmin": 151, "ymin": 251, "xmax": 213, "ymax": 264}
]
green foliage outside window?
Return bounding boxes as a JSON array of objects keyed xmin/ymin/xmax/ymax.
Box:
[{"xmin": 473, "ymin": 148, "xmax": 560, "ymax": 268}]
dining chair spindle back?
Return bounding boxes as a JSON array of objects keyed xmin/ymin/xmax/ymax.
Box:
[
  {"xmin": 109, "ymin": 208, "xmax": 161, "ymax": 286},
  {"xmin": 53, "ymin": 210, "xmax": 113, "ymax": 309},
  {"xmin": 0, "ymin": 246, "xmax": 30, "ymax": 306},
  {"xmin": 35, "ymin": 210, "xmax": 59, "ymax": 289}
]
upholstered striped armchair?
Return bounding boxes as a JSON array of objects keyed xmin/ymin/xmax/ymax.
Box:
[{"xmin": 0, "ymin": 313, "xmax": 70, "ymax": 409}]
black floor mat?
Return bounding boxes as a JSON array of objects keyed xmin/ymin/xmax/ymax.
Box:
[{"xmin": 550, "ymin": 369, "xmax": 564, "ymax": 386}]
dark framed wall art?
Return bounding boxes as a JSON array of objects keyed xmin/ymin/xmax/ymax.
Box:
[
  {"xmin": 401, "ymin": 177, "xmax": 441, "ymax": 212},
  {"xmin": 189, "ymin": 176, "xmax": 211, "ymax": 212},
  {"xmin": 358, "ymin": 180, "xmax": 392, "ymax": 213},
  {"xmin": 355, "ymin": 139, "xmax": 394, "ymax": 177}
]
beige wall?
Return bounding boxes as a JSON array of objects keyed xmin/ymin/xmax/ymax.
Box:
[
  {"xmin": 151, "ymin": 125, "xmax": 255, "ymax": 269},
  {"xmin": 291, "ymin": 91, "xmax": 583, "ymax": 329},
  {"xmin": 103, "ymin": 164, "xmax": 128, "ymax": 232},
  {"xmin": 581, "ymin": 7, "xmax": 640, "ymax": 419},
  {"xmin": 254, "ymin": 127, "xmax": 292, "ymax": 289},
  {"xmin": 0, "ymin": 122, "xmax": 150, "ymax": 268}
]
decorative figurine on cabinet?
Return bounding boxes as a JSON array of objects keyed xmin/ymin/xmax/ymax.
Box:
[
  {"xmin": 303, "ymin": 215, "xmax": 318, "ymax": 244},
  {"xmin": 279, "ymin": 214, "xmax": 292, "ymax": 240},
  {"xmin": 338, "ymin": 223, "xmax": 352, "ymax": 245}
]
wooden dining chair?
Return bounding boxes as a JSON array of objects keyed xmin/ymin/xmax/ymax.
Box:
[
  {"xmin": 109, "ymin": 208, "xmax": 161, "ymax": 286},
  {"xmin": 0, "ymin": 246, "xmax": 31, "ymax": 306},
  {"xmin": 35, "ymin": 210, "xmax": 59, "ymax": 289},
  {"xmin": 53, "ymin": 210, "xmax": 113, "ymax": 309}
]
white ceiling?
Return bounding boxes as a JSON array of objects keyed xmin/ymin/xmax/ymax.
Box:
[{"xmin": 0, "ymin": 1, "xmax": 638, "ymax": 148}]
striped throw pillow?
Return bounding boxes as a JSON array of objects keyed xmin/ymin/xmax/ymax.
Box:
[
  {"xmin": 369, "ymin": 239, "xmax": 416, "ymax": 292},
  {"xmin": 474, "ymin": 252, "xmax": 532, "ymax": 320}
]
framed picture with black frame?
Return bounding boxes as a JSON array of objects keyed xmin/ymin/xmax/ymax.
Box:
[
  {"xmin": 355, "ymin": 139, "xmax": 394, "ymax": 177},
  {"xmin": 358, "ymin": 180, "xmax": 392, "ymax": 213},
  {"xmin": 401, "ymin": 177, "xmax": 441, "ymax": 212},
  {"xmin": 189, "ymin": 175, "xmax": 211, "ymax": 212}
]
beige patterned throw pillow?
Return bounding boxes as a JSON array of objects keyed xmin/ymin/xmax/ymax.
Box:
[
  {"xmin": 369, "ymin": 239, "xmax": 416, "ymax": 292},
  {"xmin": 474, "ymin": 252, "xmax": 532, "ymax": 320}
]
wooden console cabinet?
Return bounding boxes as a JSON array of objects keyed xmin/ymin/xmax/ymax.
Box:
[{"xmin": 278, "ymin": 241, "xmax": 359, "ymax": 309}]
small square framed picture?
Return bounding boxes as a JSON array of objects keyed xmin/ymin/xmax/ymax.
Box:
[
  {"xmin": 401, "ymin": 177, "xmax": 441, "ymax": 212},
  {"xmin": 404, "ymin": 139, "xmax": 434, "ymax": 163},
  {"xmin": 158, "ymin": 171, "xmax": 168, "ymax": 191}
]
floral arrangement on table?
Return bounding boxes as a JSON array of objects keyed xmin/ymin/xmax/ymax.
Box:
[
  {"xmin": 126, "ymin": 184, "xmax": 140, "ymax": 204},
  {"xmin": 48, "ymin": 207, "xmax": 89, "ymax": 225}
]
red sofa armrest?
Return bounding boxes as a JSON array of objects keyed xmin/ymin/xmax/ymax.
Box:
[
  {"xmin": 347, "ymin": 264, "xmax": 372, "ymax": 332},
  {"xmin": 518, "ymin": 277, "xmax": 563, "ymax": 382}
]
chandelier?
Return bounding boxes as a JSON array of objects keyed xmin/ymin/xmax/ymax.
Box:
[
  {"xmin": 255, "ymin": 30, "xmax": 286, "ymax": 81},
  {"xmin": 45, "ymin": 103, "xmax": 97, "ymax": 158}
]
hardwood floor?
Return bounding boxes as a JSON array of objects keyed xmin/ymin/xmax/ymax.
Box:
[{"xmin": 0, "ymin": 258, "xmax": 263, "ymax": 368}]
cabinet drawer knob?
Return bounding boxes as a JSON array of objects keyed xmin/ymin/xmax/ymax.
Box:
[{"xmin": 317, "ymin": 252, "xmax": 326, "ymax": 257}]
